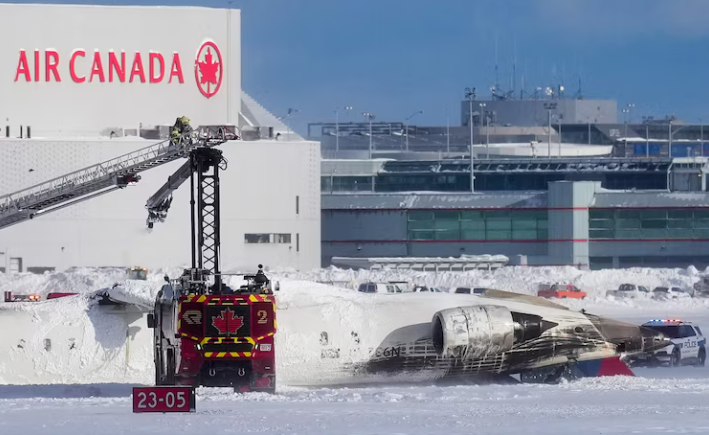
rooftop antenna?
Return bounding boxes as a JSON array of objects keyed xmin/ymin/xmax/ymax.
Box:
[
  {"xmin": 494, "ymin": 31, "xmax": 500, "ymax": 95},
  {"xmin": 512, "ymin": 37, "xmax": 517, "ymax": 97},
  {"xmin": 576, "ymin": 76, "xmax": 584, "ymax": 100}
]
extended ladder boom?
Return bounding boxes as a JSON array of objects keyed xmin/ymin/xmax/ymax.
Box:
[
  {"xmin": 146, "ymin": 147, "xmax": 226, "ymax": 294},
  {"xmin": 0, "ymin": 131, "xmax": 230, "ymax": 230},
  {"xmin": 144, "ymin": 159, "xmax": 193, "ymax": 228}
]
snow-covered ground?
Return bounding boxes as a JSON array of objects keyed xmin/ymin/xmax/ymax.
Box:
[
  {"xmin": 3, "ymin": 373, "xmax": 709, "ymax": 434},
  {"xmin": 2, "ymin": 265, "xmax": 709, "ymax": 434}
]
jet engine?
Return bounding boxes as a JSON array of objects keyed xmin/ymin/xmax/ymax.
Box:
[{"xmin": 432, "ymin": 305, "xmax": 554, "ymax": 361}]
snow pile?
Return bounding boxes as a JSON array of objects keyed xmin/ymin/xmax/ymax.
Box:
[
  {"xmin": 3, "ymin": 264, "xmax": 709, "ymax": 311},
  {"xmin": 0, "ymin": 267, "xmax": 128, "ymax": 299},
  {"xmin": 277, "ymin": 265, "xmax": 708, "ymax": 300}
]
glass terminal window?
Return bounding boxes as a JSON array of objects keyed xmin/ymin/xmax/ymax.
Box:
[
  {"xmin": 589, "ymin": 208, "xmax": 709, "ymax": 240},
  {"xmin": 407, "ymin": 209, "xmax": 547, "ymax": 241}
]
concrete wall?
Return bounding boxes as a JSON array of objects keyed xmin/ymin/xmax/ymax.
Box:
[
  {"xmin": 0, "ymin": 138, "xmax": 321, "ymax": 272},
  {"xmin": 547, "ymin": 181, "xmax": 598, "ymax": 268},
  {"xmin": 0, "ymin": 3, "xmax": 241, "ymax": 135}
]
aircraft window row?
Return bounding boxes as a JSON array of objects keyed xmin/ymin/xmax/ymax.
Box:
[
  {"xmin": 589, "ymin": 209, "xmax": 709, "ymax": 239},
  {"xmin": 407, "ymin": 210, "xmax": 548, "ymax": 241}
]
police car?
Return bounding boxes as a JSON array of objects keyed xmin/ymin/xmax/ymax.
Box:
[{"xmin": 628, "ymin": 319, "xmax": 706, "ymax": 367}]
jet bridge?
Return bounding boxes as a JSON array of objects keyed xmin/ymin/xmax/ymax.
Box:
[{"xmin": 0, "ymin": 127, "xmax": 237, "ymax": 230}]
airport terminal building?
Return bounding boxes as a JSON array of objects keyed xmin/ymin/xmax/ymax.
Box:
[
  {"xmin": 315, "ymin": 85, "xmax": 709, "ymax": 271},
  {"xmin": 321, "ymin": 157, "xmax": 709, "ymax": 270}
]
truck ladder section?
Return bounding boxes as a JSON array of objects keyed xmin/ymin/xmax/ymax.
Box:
[
  {"xmin": 0, "ymin": 135, "xmax": 228, "ymax": 230},
  {"xmin": 144, "ymin": 148, "xmax": 225, "ymax": 293},
  {"xmin": 144, "ymin": 159, "xmax": 194, "ymax": 227}
]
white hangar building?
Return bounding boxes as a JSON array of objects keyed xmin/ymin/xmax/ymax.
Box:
[{"xmin": 0, "ymin": 3, "xmax": 321, "ymax": 273}]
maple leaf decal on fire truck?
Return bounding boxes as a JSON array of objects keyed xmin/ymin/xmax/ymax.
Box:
[
  {"xmin": 211, "ymin": 308, "xmax": 244, "ymax": 335},
  {"xmin": 194, "ymin": 41, "xmax": 223, "ymax": 99}
]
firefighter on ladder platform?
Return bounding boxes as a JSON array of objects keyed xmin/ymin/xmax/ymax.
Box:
[{"xmin": 170, "ymin": 116, "xmax": 193, "ymax": 147}]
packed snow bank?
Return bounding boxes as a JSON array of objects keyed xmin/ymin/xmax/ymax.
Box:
[
  {"xmin": 4, "ymin": 264, "xmax": 709, "ymax": 313},
  {"xmin": 4, "ymin": 264, "xmax": 709, "ymax": 304},
  {"xmin": 277, "ymin": 264, "xmax": 709, "ymax": 304}
]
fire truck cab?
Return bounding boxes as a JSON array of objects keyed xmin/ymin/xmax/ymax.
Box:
[{"xmin": 148, "ymin": 265, "xmax": 277, "ymax": 393}]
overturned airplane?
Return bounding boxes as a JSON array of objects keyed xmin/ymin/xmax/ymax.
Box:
[
  {"xmin": 282, "ymin": 288, "xmax": 670, "ymax": 386},
  {"xmin": 0, "ymin": 284, "xmax": 670, "ymax": 387}
]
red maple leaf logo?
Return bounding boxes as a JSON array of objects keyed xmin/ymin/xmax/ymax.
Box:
[
  {"xmin": 198, "ymin": 49, "xmax": 219, "ymax": 86},
  {"xmin": 211, "ymin": 309, "xmax": 244, "ymax": 335},
  {"xmin": 195, "ymin": 42, "xmax": 223, "ymax": 99}
]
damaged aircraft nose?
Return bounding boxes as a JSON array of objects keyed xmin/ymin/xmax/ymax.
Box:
[{"xmin": 587, "ymin": 314, "xmax": 672, "ymax": 354}]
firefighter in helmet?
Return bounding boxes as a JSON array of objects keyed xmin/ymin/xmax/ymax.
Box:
[{"xmin": 170, "ymin": 116, "xmax": 192, "ymax": 146}]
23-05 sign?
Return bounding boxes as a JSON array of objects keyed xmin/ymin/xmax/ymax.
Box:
[{"xmin": 132, "ymin": 386, "xmax": 196, "ymax": 413}]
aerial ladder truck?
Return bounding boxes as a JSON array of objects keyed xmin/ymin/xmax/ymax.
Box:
[
  {"xmin": 144, "ymin": 147, "xmax": 278, "ymax": 393},
  {"xmin": 0, "ymin": 122, "xmax": 277, "ymax": 391}
]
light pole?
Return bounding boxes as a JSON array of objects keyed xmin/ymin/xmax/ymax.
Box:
[
  {"xmin": 486, "ymin": 115, "xmax": 490, "ymax": 159},
  {"xmin": 698, "ymin": 118, "xmax": 704, "ymax": 146},
  {"xmin": 404, "ymin": 110, "xmax": 423, "ymax": 151},
  {"xmin": 622, "ymin": 108, "xmax": 630, "ymax": 137},
  {"xmin": 465, "ymin": 87, "xmax": 476, "ymax": 193},
  {"xmin": 445, "ymin": 108, "xmax": 450, "ymax": 154},
  {"xmin": 669, "ymin": 120, "xmax": 673, "ymax": 157},
  {"xmin": 280, "ymin": 108, "xmax": 299, "ymax": 140},
  {"xmin": 669, "ymin": 121, "xmax": 689, "ymax": 158},
  {"xmin": 479, "ymin": 103, "xmax": 487, "ymax": 159},
  {"xmin": 543, "ymin": 102, "xmax": 557, "ymax": 158},
  {"xmin": 362, "ymin": 112, "xmax": 376, "ymax": 159},
  {"xmin": 626, "ymin": 103, "xmax": 635, "ymax": 124},
  {"xmin": 557, "ymin": 114, "xmax": 563, "ymax": 157},
  {"xmin": 334, "ymin": 105, "xmax": 353, "ymax": 152}
]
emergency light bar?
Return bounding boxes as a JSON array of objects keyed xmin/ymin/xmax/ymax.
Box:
[{"xmin": 648, "ymin": 318, "xmax": 683, "ymax": 323}]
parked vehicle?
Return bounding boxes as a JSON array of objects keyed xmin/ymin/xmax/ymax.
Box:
[
  {"xmin": 3, "ymin": 291, "xmax": 40, "ymax": 302},
  {"xmin": 626, "ymin": 319, "xmax": 705, "ymax": 367},
  {"xmin": 605, "ymin": 284, "xmax": 651, "ymax": 299},
  {"xmin": 693, "ymin": 277, "xmax": 709, "ymax": 297},
  {"xmin": 357, "ymin": 282, "xmax": 405, "ymax": 294},
  {"xmin": 387, "ymin": 281, "xmax": 414, "ymax": 292},
  {"xmin": 454, "ymin": 287, "xmax": 487, "ymax": 295},
  {"xmin": 412, "ymin": 285, "xmax": 443, "ymax": 293},
  {"xmin": 537, "ymin": 283, "xmax": 587, "ymax": 299},
  {"xmin": 651, "ymin": 287, "xmax": 691, "ymax": 300}
]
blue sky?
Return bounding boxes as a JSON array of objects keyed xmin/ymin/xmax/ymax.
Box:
[{"xmin": 17, "ymin": 0, "xmax": 709, "ymax": 135}]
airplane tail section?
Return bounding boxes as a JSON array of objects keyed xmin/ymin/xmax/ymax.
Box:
[
  {"xmin": 574, "ymin": 356, "xmax": 635, "ymax": 377},
  {"xmin": 518, "ymin": 356, "xmax": 634, "ymax": 384}
]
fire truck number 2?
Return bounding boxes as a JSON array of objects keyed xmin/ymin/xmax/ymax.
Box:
[
  {"xmin": 257, "ymin": 310, "xmax": 268, "ymax": 324},
  {"xmin": 136, "ymin": 391, "xmax": 186, "ymax": 409}
]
